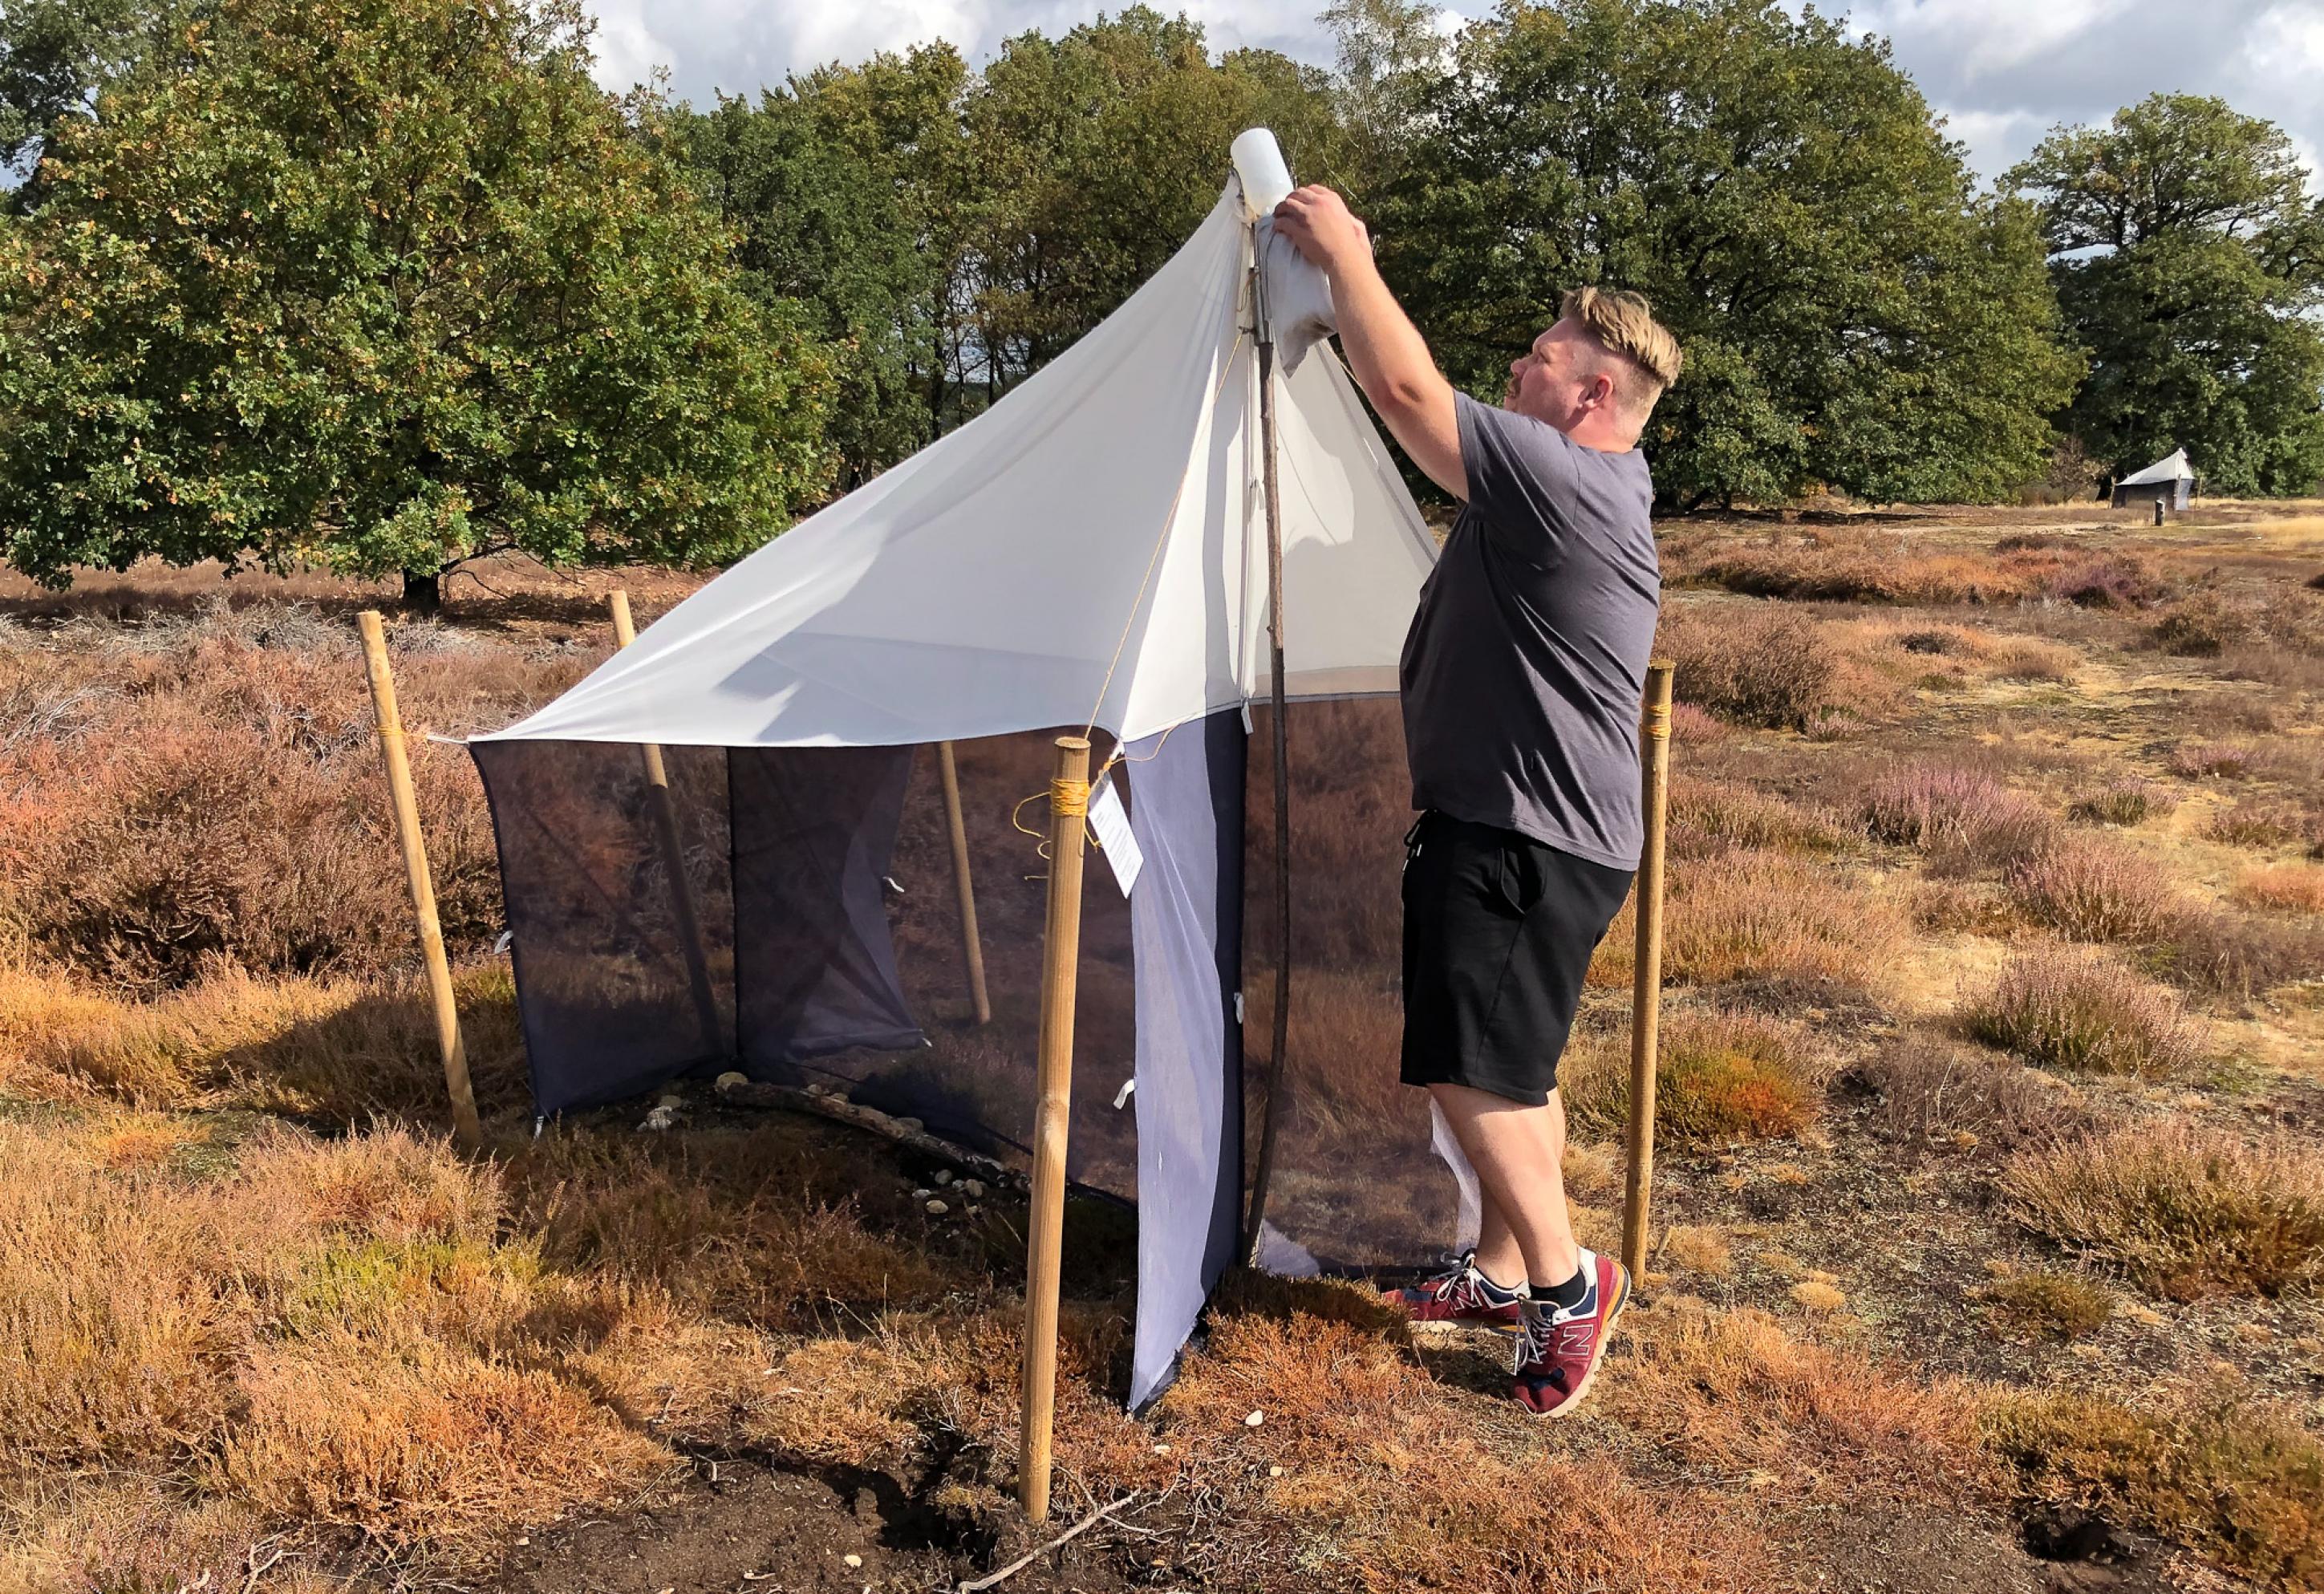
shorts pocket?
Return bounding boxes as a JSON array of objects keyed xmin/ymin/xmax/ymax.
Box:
[{"xmin": 1489, "ymin": 839, "xmax": 1544, "ymax": 917}]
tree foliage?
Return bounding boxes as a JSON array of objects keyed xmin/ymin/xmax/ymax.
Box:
[
  {"xmin": 0, "ymin": 0, "xmax": 833, "ymax": 602},
  {"xmin": 1365, "ymin": 0, "xmax": 2081, "ymax": 509},
  {"xmin": 2010, "ymin": 93, "xmax": 2324, "ymax": 497},
  {"xmin": 0, "ymin": 0, "xmax": 180, "ymax": 183},
  {"xmin": 663, "ymin": 8, "xmax": 1344, "ymax": 486}
]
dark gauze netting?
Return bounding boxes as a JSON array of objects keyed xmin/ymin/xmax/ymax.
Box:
[{"xmin": 471, "ymin": 696, "xmax": 1462, "ymax": 1400}]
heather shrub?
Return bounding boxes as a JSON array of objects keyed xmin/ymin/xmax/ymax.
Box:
[
  {"xmin": 1960, "ymin": 947, "xmax": 2198, "ymax": 1076},
  {"xmin": 1859, "ymin": 765, "xmax": 2054, "ymax": 873},
  {"xmin": 2044, "ymin": 554, "xmax": 2165, "ymax": 608},
  {"xmin": 2066, "ymin": 777, "xmax": 2173, "ymax": 826},
  {"xmin": 2003, "ymin": 1121, "xmax": 2324, "ymax": 1300},
  {"xmin": 2006, "ymin": 836, "xmax": 2185, "ymax": 943},
  {"xmin": 1592, "ymin": 850, "xmax": 1902, "ymax": 994},
  {"xmin": 1987, "ymin": 1387, "xmax": 2324, "ymax": 1588},
  {"xmin": 2208, "ymin": 796, "xmax": 2324, "ymax": 851},
  {"xmin": 1657, "ymin": 603, "xmax": 1835, "ymax": 730},
  {"xmin": 1667, "ymin": 776, "xmax": 1847, "ymax": 858},
  {"xmin": 2168, "ymin": 742, "xmax": 2257, "ymax": 780},
  {"xmin": 2148, "ymin": 910, "xmax": 2324, "ymax": 1000},
  {"xmin": 1861, "ymin": 1037, "xmax": 2079, "ymax": 1152},
  {"xmin": 2152, "ymin": 592, "xmax": 2253, "ymax": 656},
  {"xmin": 1985, "ymin": 636, "xmax": 2079, "ymax": 682},
  {"xmin": 0, "ymin": 623, "xmax": 556, "ymax": 988},
  {"xmin": 1566, "ymin": 1012, "xmax": 1817, "ymax": 1147}
]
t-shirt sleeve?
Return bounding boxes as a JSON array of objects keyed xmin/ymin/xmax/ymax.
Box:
[{"xmin": 1454, "ymin": 391, "xmax": 1580, "ymax": 560}]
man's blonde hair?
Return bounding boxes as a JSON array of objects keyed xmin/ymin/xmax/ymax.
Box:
[{"xmin": 1561, "ymin": 286, "xmax": 1683, "ymax": 412}]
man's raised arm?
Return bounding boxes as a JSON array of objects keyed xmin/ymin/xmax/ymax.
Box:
[{"xmin": 1271, "ymin": 185, "xmax": 1467, "ymax": 501}]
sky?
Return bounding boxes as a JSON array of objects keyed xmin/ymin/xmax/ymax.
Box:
[{"xmin": 582, "ymin": 0, "xmax": 2324, "ymax": 185}]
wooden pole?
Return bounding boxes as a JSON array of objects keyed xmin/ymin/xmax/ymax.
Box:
[
  {"xmin": 357, "ymin": 610, "xmax": 482, "ymax": 1150},
  {"xmin": 1020, "ymin": 734, "xmax": 1090, "ymax": 1524},
  {"xmin": 937, "ymin": 740, "xmax": 992, "ymax": 1025},
  {"xmin": 608, "ymin": 590, "xmax": 725, "ymax": 1061},
  {"xmin": 1620, "ymin": 661, "xmax": 1676, "ymax": 1283},
  {"xmin": 1241, "ymin": 286, "xmax": 1296, "ymax": 1265}
]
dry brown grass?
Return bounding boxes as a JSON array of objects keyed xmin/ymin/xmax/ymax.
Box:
[
  {"xmin": 2239, "ymin": 863, "xmax": 2324, "ymax": 913},
  {"xmin": 0, "ymin": 1101, "xmax": 975, "ymax": 1576},
  {"xmin": 1979, "ymin": 1271, "xmax": 2113, "ymax": 1338},
  {"xmin": 0, "ymin": 961, "xmax": 529, "ymax": 1119},
  {"xmin": 2003, "ymin": 1121, "xmax": 2324, "ymax": 1301},
  {"xmin": 1148, "ymin": 1292, "xmax": 1778, "ymax": 1592},
  {"xmin": 1656, "ymin": 602, "xmax": 1835, "ymax": 729},
  {"xmin": 1565, "ymin": 1012, "xmax": 1820, "ymax": 1146},
  {"xmin": 1986, "ymin": 1385, "xmax": 2323, "ymax": 1588},
  {"xmin": 1669, "ymin": 528, "xmax": 2062, "ymax": 607},
  {"xmin": 1601, "ymin": 1300, "xmax": 1989, "ymax": 1503}
]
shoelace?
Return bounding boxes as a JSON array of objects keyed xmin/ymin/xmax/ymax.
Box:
[{"xmin": 1429, "ymin": 1268, "xmax": 1476, "ymax": 1304}]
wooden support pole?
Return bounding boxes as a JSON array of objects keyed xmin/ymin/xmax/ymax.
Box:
[
  {"xmin": 1621, "ymin": 661, "xmax": 1676, "ymax": 1283},
  {"xmin": 937, "ymin": 740, "xmax": 992, "ymax": 1026},
  {"xmin": 1020, "ymin": 734, "xmax": 1090, "ymax": 1524},
  {"xmin": 608, "ymin": 590, "xmax": 725, "ymax": 1061},
  {"xmin": 357, "ymin": 610, "xmax": 482, "ymax": 1150}
]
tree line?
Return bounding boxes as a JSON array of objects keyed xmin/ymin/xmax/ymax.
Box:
[{"xmin": 0, "ymin": 0, "xmax": 2317, "ymax": 603}]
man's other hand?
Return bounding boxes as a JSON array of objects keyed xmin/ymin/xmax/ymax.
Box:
[{"xmin": 1272, "ymin": 185, "xmax": 1372, "ymax": 278}]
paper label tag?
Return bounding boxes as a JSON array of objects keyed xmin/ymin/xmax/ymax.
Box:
[{"xmin": 1088, "ymin": 772, "xmax": 1143, "ymax": 897}]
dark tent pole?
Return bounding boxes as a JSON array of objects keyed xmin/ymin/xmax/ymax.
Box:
[
  {"xmin": 608, "ymin": 590, "xmax": 726, "ymax": 1061},
  {"xmin": 1241, "ymin": 274, "xmax": 1296, "ymax": 1264}
]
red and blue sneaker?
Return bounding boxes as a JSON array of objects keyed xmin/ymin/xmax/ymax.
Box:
[
  {"xmin": 1511, "ymin": 1247, "xmax": 1629, "ymax": 1418},
  {"xmin": 1381, "ymin": 1251, "xmax": 1528, "ymax": 1333}
]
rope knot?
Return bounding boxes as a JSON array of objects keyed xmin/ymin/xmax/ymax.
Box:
[{"xmin": 1049, "ymin": 777, "xmax": 1089, "ymax": 819}]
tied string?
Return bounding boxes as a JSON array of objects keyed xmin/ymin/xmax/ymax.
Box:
[{"xmin": 1011, "ymin": 774, "xmax": 1094, "ymax": 865}]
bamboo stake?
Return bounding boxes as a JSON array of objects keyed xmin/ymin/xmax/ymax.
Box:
[
  {"xmin": 1620, "ymin": 661, "xmax": 1676, "ymax": 1283},
  {"xmin": 1241, "ymin": 266, "xmax": 1296, "ymax": 1265},
  {"xmin": 1020, "ymin": 735, "xmax": 1090, "ymax": 1523},
  {"xmin": 937, "ymin": 740, "xmax": 992, "ymax": 1025},
  {"xmin": 357, "ymin": 610, "xmax": 482, "ymax": 1150},
  {"xmin": 607, "ymin": 590, "xmax": 725, "ymax": 1061}
]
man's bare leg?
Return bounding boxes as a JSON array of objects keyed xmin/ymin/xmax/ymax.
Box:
[{"xmin": 1432, "ymin": 1082, "xmax": 1580, "ymax": 1291}]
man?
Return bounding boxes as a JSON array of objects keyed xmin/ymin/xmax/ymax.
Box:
[{"xmin": 1271, "ymin": 185, "xmax": 1681, "ymax": 1418}]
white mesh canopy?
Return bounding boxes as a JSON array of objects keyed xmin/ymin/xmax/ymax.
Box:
[{"xmin": 480, "ymin": 140, "xmax": 1434, "ymax": 753}]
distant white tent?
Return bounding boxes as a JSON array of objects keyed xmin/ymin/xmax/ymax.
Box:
[
  {"xmin": 2112, "ymin": 448, "xmax": 2195, "ymax": 509},
  {"xmin": 467, "ymin": 130, "xmax": 1442, "ymax": 1420}
]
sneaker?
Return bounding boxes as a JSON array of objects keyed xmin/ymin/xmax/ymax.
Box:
[
  {"xmin": 1511, "ymin": 1248, "xmax": 1629, "ymax": 1418},
  {"xmin": 1381, "ymin": 1251, "xmax": 1527, "ymax": 1333}
]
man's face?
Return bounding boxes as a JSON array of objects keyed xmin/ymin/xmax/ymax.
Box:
[{"xmin": 1504, "ymin": 318, "xmax": 1612, "ymax": 432}]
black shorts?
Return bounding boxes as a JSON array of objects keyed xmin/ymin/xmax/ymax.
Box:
[{"xmin": 1399, "ymin": 810, "xmax": 1635, "ymax": 1106}]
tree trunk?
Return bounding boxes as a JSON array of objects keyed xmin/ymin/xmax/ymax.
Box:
[{"xmin": 401, "ymin": 570, "xmax": 442, "ymax": 613}]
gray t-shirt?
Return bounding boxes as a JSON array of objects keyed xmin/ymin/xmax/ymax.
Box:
[{"xmin": 1398, "ymin": 392, "xmax": 1661, "ymax": 870}]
